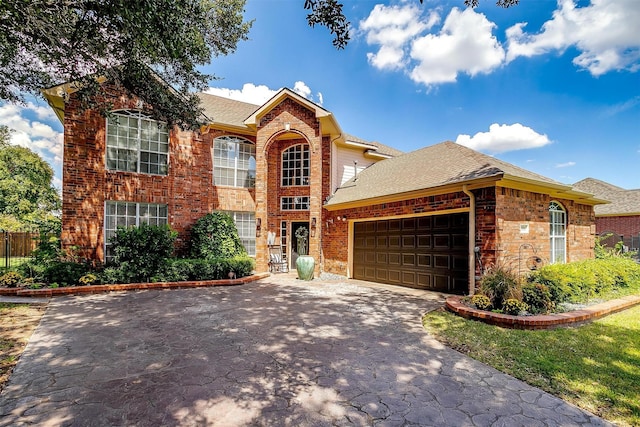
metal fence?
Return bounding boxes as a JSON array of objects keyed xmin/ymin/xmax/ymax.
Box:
[{"xmin": 0, "ymin": 231, "xmax": 39, "ymax": 270}]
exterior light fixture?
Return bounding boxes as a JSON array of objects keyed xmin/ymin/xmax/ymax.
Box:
[
  {"xmin": 310, "ymin": 217, "xmax": 317, "ymax": 237},
  {"xmin": 256, "ymin": 218, "xmax": 262, "ymax": 237},
  {"xmin": 285, "ymin": 123, "xmax": 291, "ymax": 131}
]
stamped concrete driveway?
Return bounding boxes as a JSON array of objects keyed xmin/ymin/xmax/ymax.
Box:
[{"xmin": 0, "ymin": 276, "xmax": 610, "ymax": 426}]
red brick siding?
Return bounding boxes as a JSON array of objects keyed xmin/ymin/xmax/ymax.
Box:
[
  {"xmin": 62, "ymin": 90, "xmax": 255, "ymax": 261},
  {"xmin": 255, "ymin": 98, "xmax": 323, "ymax": 273},
  {"xmin": 495, "ymin": 188, "xmax": 595, "ymax": 272},
  {"xmin": 596, "ymin": 215, "xmax": 640, "ymax": 240}
]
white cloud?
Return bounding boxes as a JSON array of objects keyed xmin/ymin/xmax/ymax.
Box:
[
  {"xmin": 556, "ymin": 161, "xmax": 576, "ymax": 168},
  {"xmin": 204, "ymin": 81, "xmax": 323, "ymax": 106},
  {"xmin": 456, "ymin": 123, "xmax": 551, "ymax": 153},
  {"xmin": 204, "ymin": 83, "xmax": 278, "ymax": 105},
  {"xmin": 360, "ymin": 3, "xmax": 436, "ymax": 71},
  {"xmin": 409, "ymin": 8, "xmax": 505, "ymax": 85},
  {"xmin": 506, "ymin": 0, "xmax": 640, "ymax": 75},
  {"xmin": 0, "ymin": 102, "xmax": 63, "ymax": 166},
  {"xmin": 359, "ymin": 5, "xmax": 504, "ymax": 86}
]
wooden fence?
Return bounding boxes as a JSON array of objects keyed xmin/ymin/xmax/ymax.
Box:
[{"xmin": 0, "ymin": 232, "xmax": 39, "ymax": 269}]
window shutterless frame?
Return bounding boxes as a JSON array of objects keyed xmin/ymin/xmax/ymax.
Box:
[
  {"xmin": 281, "ymin": 144, "xmax": 310, "ymax": 187},
  {"xmin": 549, "ymin": 201, "xmax": 567, "ymax": 264},
  {"xmin": 106, "ymin": 110, "xmax": 169, "ymax": 175}
]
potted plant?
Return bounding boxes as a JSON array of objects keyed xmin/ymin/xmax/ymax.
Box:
[{"xmin": 295, "ymin": 226, "xmax": 314, "ymax": 280}]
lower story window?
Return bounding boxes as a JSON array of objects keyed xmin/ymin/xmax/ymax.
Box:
[
  {"xmin": 104, "ymin": 201, "xmax": 168, "ymax": 261},
  {"xmin": 227, "ymin": 211, "xmax": 256, "ymax": 257}
]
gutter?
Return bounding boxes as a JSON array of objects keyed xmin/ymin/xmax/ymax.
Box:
[{"xmin": 462, "ymin": 184, "xmax": 476, "ymax": 296}]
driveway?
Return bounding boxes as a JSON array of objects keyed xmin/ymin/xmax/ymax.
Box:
[{"xmin": 0, "ymin": 275, "xmax": 611, "ymax": 426}]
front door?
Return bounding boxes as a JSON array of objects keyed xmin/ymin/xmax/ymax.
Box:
[{"xmin": 291, "ymin": 221, "xmax": 309, "ymax": 269}]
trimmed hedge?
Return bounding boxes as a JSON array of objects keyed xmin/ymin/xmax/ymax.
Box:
[{"xmin": 528, "ymin": 258, "xmax": 640, "ymax": 303}]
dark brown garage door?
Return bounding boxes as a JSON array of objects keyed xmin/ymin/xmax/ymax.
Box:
[{"xmin": 353, "ymin": 214, "xmax": 469, "ymax": 293}]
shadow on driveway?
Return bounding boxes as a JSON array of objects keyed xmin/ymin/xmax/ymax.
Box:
[{"xmin": 0, "ymin": 277, "xmax": 611, "ymax": 426}]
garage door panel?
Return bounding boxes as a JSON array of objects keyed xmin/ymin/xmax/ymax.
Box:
[
  {"xmin": 389, "ymin": 252, "xmax": 402, "ymax": 265},
  {"xmin": 353, "ymin": 213, "xmax": 468, "ymax": 294}
]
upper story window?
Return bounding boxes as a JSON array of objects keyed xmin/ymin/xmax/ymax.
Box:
[
  {"xmin": 282, "ymin": 144, "xmax": 310, "ymax": 186},
  {"xmin": 213, "ymin": 136, "xmax": 256, "ymax": 188},
  {"xmin": 106, "ymin": 111, "xmax": 169, "ymax": 175},
  {"xmin": 549, "ymin": 201, "xmax": 566, "ymax": 264}
]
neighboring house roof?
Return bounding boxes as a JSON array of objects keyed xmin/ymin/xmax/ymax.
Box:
[
  {"xmin": 326, "ymin": 141, "xmax": 600, "ymax": 209},
  {"xmin": 573, "ymin": 178, "xmax": 640, "ymax": 216},
  {"xmin": 343, "ymin": 134, "xmax": 404, "ymax": 157}
]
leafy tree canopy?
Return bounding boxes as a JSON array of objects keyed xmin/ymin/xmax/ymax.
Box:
[
  {"xmin": 0, "ymin": 0, "xmax": 252, "ymax": 129},
  {"xmin": 0, "ymin": 125, "xmax": 61, "ymax": 231}
]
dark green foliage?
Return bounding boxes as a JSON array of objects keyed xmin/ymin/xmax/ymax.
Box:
[
  {"xmin": 158, "ymin": 256, "xmax": 254, "ymax": 282},
  {"xmin": 0, "ymin": 1, "xmax": 252, "ymax": 129},
  {"xmin": 480, "ymin": 265, "xmax": 520, "ymax": 309},
  {"xmin": 190, "ymin": 212, "xmax": 246, "ymax": 259},
  {"xmin": 522, "ymin": 283, "xmax": 555, "ymax": 314},
  {"xmin": 0, "ymin": 137, "xmax": 61, "ymax": 232},
  {"xmin": 502, "ymin": 298, "xmax": 528, "ymax": 315},
  {"xmin": 42, "ymin": 261, "xmax": 90, "ymax": 287},
  {"xmin": 528, "ymin": 258, "xmax": 640, "ymax": 303},
  {"xmin": 110, "ymin": 223, "xmax": 177, "ymax": 282},
  {"xmin": 98, "ymin": 266, "xmax": 128, "ymax": 285}
]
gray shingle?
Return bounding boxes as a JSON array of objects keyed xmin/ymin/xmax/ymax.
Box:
[{"xmin": 573, "ymin": 178, "xmax": 640, "ymax": 215}]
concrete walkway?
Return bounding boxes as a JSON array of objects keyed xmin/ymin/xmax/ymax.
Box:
[{"xmin": 0, "ymin": 274, "xmax": 611, "ymax": 426}]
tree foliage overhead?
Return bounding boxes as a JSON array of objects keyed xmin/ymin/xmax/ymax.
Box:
[
  {"xmin": 0, "ymin": 0, "xmax": 252, "ymax": 129},
  {"xmin": 0, "ymin": 125, "xmax": 61, "ymax": 232}
]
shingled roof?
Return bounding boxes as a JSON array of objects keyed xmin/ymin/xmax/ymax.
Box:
[
  {"xmin": 573, "ymin": 178, "xmax": 640, "ymax": 215},
  {"xmin": 326, "ymin": 141, "xmax": 580, "ymax": 208},
  {"xmin": 197, "ymin": 92, "xmax": 259, "ymax": 129}
]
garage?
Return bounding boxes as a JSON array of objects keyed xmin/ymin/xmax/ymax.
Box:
[{"xmin": 353, "ymin": 213, "xmax": 469, "ymax": 293}]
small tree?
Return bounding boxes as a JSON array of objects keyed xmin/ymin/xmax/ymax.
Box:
[
  {"xmin": 190, "ymin": 212, "xmax": 246, "ymax": 259},
  {"xmin": 110, "ymin": 223, "xmax": 177, "ymax": 282}
]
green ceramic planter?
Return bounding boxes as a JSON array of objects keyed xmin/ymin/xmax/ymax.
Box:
[{"xmin": 296, "ymin": 255, "xmax": 315, "ymax": 281}]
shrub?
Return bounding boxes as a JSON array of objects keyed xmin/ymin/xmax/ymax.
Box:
[
  {"xmin": 190, "ymin": 212, "xmax": 246, "ymax": 259},
  {"xmin": 471, "ymin": 294, "xmax": 492, "ymax": 310},
  {"xmin": 43, "ymin": 261, "xmax": 90, "ymax": 287},
  {"xmin": 98, "ymin": 267, "xmax": 128, "ymax": 284},
  {"xmin": 522, "ymin": 283, "xmax": 555, "ymax": 314},
  {"xmin": 529, "ymin": 258, "xmax": 640, "ymax": 303},
  {"xmin": 503, "ymin": 299, "xmax": 529, "ymax": 316},
  {"xmin": 159, "ymin": 256, "xmax": 255, "ymax": 282},
  {"xmin": 110, "ymin": 223, "xmax": 178, "ymax": 282},
  {"xmin": 0, "ymin": 271, "xmax": 23, "ymax": 288},
  {"xmin": 480, "ymin": 265, "xmax": 520, "ymax": 309}
]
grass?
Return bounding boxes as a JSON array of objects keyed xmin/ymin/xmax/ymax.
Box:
[
  {"xmin": 0, "ymin": 302, "xmax": 47, "ymax": 392},
  {"xmin": 0, "ymin": 256, "xmax": 31, "ymax": 270},
  {"xmin": 423, "ymin": 304, "xmax": 640, "ymax": 427}
]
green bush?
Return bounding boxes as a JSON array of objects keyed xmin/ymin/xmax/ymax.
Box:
[
  {"xmin": 190, "ymin": 212, "xmax": 246, "ymax": 259},
  {"xmin": 503, "ymin": 299, "xmax": 529, "ymax": 315},
  {"xmin": 0, "ymin": 271, "xmax": 23, "ymax": 288},
  {"xmin": 522, "ymin": 283, "xmax": 555, "ymax": 314},
  {"xmin": 160, "ymin": 256, "xmax": 255, "ymax": 282},
  {"xmin": 471, "ymin": 294, "xmax": 492, "ymax": 310},
  {"xmin": 480, "ymin": 265, "xmax": 520, "ymax": 309},
  {"xmin": 43, "ymin": 261, "xmax": 90, "ymax": 287},
  {"xmin": 98, "ymin": 266, "xmax": 128, "ymax": 284},
  {"xmin": 529, "ymin": 258, "xmax": 640, "ymax": 303},
  {"xmin": 110, "ymin": 223, "xmax": 178, "ymax": 282}
]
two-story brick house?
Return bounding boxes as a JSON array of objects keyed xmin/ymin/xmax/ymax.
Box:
[{"xmin": 43, "ymin": 83, "xmax": 603, "ymax": 294}]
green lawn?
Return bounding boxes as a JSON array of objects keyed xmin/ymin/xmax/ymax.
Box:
[
  {"xmin": 423, "ymin": 304, "xmax": 640, "ymax": 427},
  {"xmin": 0, "ymin": 257, "xmax": 30, "ymax": 270}
]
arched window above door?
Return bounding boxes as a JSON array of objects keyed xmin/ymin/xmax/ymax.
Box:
[{"xmin": 282, "ymin": 144, "xmax": 310, "ymax": 186}]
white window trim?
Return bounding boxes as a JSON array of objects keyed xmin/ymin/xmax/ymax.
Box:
[
  {"xmin": 280, "ymin": 196, "xmax": 310, "ymax": 211},
  {"xmin": 104, "ymin": 201, "xmax": 168, "ymax": 261},
  {"xmin": 549, "ymin": 201, "xmax": 567, "ymax": 264},
  {"xmin": 106, "ymin": 110, "xmax": 169, "ymax": 175},
  {"xmin": 281, "ymin": 143, "xmax": 310, "ymax": 187},
  {"xmin": 213, "ymin": 136, "xmax": 256, "ymax": 188},
  {"xmin": 225, "ymin": 211, "xmax": 256, "ymax": 257}
]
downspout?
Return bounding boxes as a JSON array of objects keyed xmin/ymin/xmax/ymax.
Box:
[{"xmin": 462, "ymin": 185, "xmax": 476, "ymax": 296}]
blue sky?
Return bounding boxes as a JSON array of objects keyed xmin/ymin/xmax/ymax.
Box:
[{"xmin": 1, "ymin": 0, "xmax": 639, "ymax": 190}]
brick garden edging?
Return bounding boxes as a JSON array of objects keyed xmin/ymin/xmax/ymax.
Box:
[
  {"xmin": 446, "ymin": 294, "xmax": 640, "ymax": 329},
  {"xmin": 0, "ymin": 273, "xmax": 270, "ymax": 298}
]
